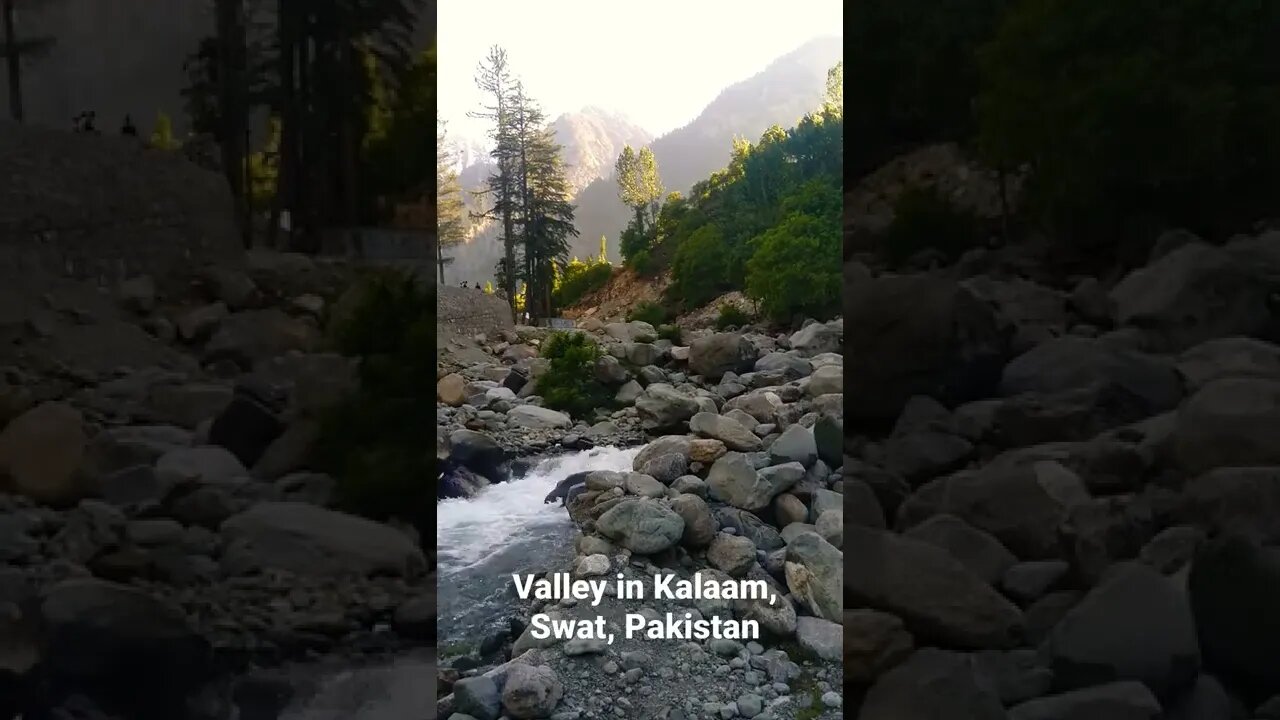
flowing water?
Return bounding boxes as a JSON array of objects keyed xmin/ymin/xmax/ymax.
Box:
[{"xmin": 435, "ymin": 446, "xmax": 641, "ymax": 650}]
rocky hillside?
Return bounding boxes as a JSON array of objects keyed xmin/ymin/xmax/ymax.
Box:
[
  {"xmin": 1, "ymin": 214, "xmax": 433, "ymax": 717},
  {"xmin": 437, "ymin": 312, "xmax": 845, "ymax": 719},
  {"xmin": 835, "ymin": 228, "xmax": 1280, "ymax": 717}
]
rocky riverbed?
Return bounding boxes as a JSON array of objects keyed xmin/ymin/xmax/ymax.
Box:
[
  {"xmin": 0, "ymin": 251, "xmax": 434, "ymax": 720},
  {"xmin": 436, "ymin": 312, "xmax": 845, "ymax": 719},
  {"xmin": 834, "ymin": 228, "xmax": 1280, "ymax": 717}
]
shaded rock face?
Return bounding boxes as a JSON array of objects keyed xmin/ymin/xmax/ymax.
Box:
[
  {"xmin": 38, "ymin": 578, "xmax": 212, "ymax": 718},
  {"xmin": 1188, "ymin": 534, "xmax": 1280, "ymax": 703},
  {"xmin": 844, "ymin": 276, "xmax": 1009, "ymax": 426}
]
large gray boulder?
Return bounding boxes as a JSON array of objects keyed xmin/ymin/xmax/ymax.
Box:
[
  {"xmin": 1009, "ymin": 682, "xmax": 1161, "ymax": 720},
  {"xmin": 860, "ymin": 648, "xmax": 1009, "ymax": 720},
  {"xmin": 784, "ymin": 531, "xmax": 843, "ymax": 622},
  {"xmin": 898, "ymin": 461, "xmax": 1091, "ymax": 560},
  {"xmin": 634, "ymin": 384, "xmax": 700, "ymax": 430},
  {"xmin": 39, "ymin": 578, "xmax": 210, "ymax": 706},
  {"xmin": 845, "ymin": 276, "xmax": 1008, "ymax": 425},
  {"xmin": 1000, "ymin": 337, "xmax": 1183, "ymax": 416},
  {"xmin": 1110, "ymin": 240, "xmax": 1280, "ymax": 353},
  {"xmin": 689, "ymin": 412, "xmax": 761, "ymax": 452},
  {"xmin": 594, "ymin": 498, "xmax": 684, "ymax": 554},
  {"xmin": 688, "ymin": 333, "xmax": 757, "ymax": 381},
  {"xmin": 1173, "ymin": 377, "xmax": 1280, "ymax": 474},
  {"xmin": 706, "ymin": 453, "xmax": 800, "ymax": 511},
  {"xmin": 845, "ymin": 526, "xmax": 1024, "ymax": 649},
  {"xmin": 220, "ymin": 502, "xmax": 426, "ymax": 577},
  {"xmin": 1047, "ymin": 563, "xmax": 1200, "ymax": 699},
  {"xmin": 1188, "ymin": 533, "xmax": 1280, "ymax": 700}
]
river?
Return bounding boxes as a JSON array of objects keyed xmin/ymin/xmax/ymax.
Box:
[{"xmin": 435, "ymin": 446, "xmax": 640, "ymax": 652}]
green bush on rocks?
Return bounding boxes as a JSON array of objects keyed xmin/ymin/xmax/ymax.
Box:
[
  {"xmin": 535, "ymin": 331, "xmax": 611, "ymax": 420},
  {"xmin": 316, "ymin": 269, "xmax": 432, "ymax": 534}
]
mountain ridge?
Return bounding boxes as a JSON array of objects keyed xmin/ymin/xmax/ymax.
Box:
[{"xmin": 445, "ymin": 35, "xmax": 843, "ymax": 283}]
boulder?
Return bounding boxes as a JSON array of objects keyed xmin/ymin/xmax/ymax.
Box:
[
  {"xmin": 805, "ymin": 364, "xmax": 843, "ymax": 397},
  {"xmin": 1176, "ymin": 467, "xmax": 1280, "ymax": 544},
  {"xmin": 845, "ymin": 276, "xmax": 1008, "ymax": 425},
  {"xmin": 845, "ymin": 525, "xmax": 1024, "ymax": 649},
  {"xmin": 783, "ymin": 531, "xmax": 843, "ymax": 622},
  {"xmin": 207, "ymin": 380, "xmax": 285, "ymax": 468},
  {"xmin": 204, "ymin": 308, "xmax": 320, "ymax": 369},
  {"xmin": 594, "ymin": 499, "xmax": 684, "ymax": 554},
  {"xmin": 1110, "ymin": 240, "xmax": 1280, "ymax": 353},
  {"xmin": 1173, "ymin": 378, "xmax": 1280, "ymax": 474},
  {"xmin": 707, "ymin": 453, "xmax": 800, "ymax": 511},
  {"xmin": 844, "ymin": 609, "xmax": 915, "ymax": 682},
  {"xmin": 507, "ymin": 405, "xmax": 572, "ymax": 430},
  {"xmin": 788, "ymin": 322, "xmax": 841, "ymax": 358},
  {"xmin": 39, "ymin": 578, "xmax": 210, "ymax": 707},
  {"xmin": 1176, "ymin": 337, "xmax": 1280, "ymax": 393},
  {"xmin": 635, "ymin": 384, "xmax": 700, "ymax": 430},
  {"xmin": 0, "ymin": 402, "xmax": 88, "ymax": 506},
  {"xmin": 707, "ymin": 532, "xmax": 757, "ymax": 577},
  {"xmin": 898, "ymin": 462, "xmax": 1091, "ymax": 560},
  {"xmin": 689, "ymin": 412, "xmax": 761, "ymax": 452},
  {"xmin": 1047, "ymin": 562, "xmax": 1200, "ymax": 699},
  {"xmin": 1188, "ymin": 533, "xmax": 1280, "ymax": 700},
  {"xmin": 769, "ymin": 423, "xmax": 817, "ymax": 468},
  {"xmin": 438, "ymin": 373, "xmax": 469, "ymax": 406},
  {"xmin": 220, "ymin": 502, "xmax": 426, "ymax": 577},
  {"xmin": 688, "ymin": 333, "xmax": 757, "ymax": 381},
  {"xmin": 1009, "ymin": 682, "xmax": 1161, "ymax": 720},
  {"xmin": 1000, "ymin": 336, "xmax": 1183, "ymax": 416},
  {"xmin": 860, "ymin": 648, "xmax": 1009, "ymax": 720},
  {"xmin": 670, "ymin": 493, "xmax": 716, "ymax": 548},
  {"xmin": 448, "ymin": 430, "xmax": 506, "ymax": 479},
  {"xmin": 501, "ymin": 663, "xmax": 563, "ymax": 719},
  {"xmin": 904, "ymin": 514, "xmax": 1018, "ymax": 586}
]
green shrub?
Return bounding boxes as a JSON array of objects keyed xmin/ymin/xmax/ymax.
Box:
[
  {"xmin": 657, "ymin": 323, "xmax": 682, "ymax": 344},
  {"xmin": 628, "ymin": 249, "xmax": 657, "ymax": 277},
  {"xmin": 879, "ymin": 185, "xmax": 980, "ymax": 265},
  {"xmin": 316, "ymin": 269, "xmax": 432, "ymax": 535},
  {"xmin": 745, "ymin": 211, "xmax": 841, "ymax": 323},
  {"xmin": 715, "ymin": 303, "xmax": 751, "ymax": 330},
  {"xmin": 553, "ymin": 257, "xmax": 612, "ymax": 308},
  {"xmin": 670, "ymin": 224, "xmax": 729, "ymax": 309},
  {"xmin": 535, "ymin": 332, "xmax": 611, "ymax": 419},
  {"xmin": 626, "ymin": 301, "xmax": 668, "ymax": 327}
]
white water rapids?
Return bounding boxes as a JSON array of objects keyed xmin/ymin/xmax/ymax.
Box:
[{"xmin": 436, "ymin": 446, "xmax": 640, "ymax": 647}]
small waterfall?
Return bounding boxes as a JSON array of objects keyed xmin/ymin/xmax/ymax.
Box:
[{"xmin": 435, "ymin": 446, "xmax": 640, "ymax": 646}]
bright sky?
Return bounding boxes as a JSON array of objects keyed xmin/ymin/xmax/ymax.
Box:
[{"xmin": 438, "ymin": 0, "xmax": 843, "ymax": 146}]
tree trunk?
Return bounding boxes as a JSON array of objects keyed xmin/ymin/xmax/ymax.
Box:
[
  {"xmin": 269, "ymin": 0, "xmax": 298, "ymax": 251},
  {"xmin": 215, "ymin": 0, "xmax": 249, "ymax": 248},
  {"xmin": 3, "ymin": 0, "xmax": 22, "ymax": 122}
]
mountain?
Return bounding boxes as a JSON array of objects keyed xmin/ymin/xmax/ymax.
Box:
[
  {"xmin": 443, "ymin": 35, "xmax": 843, "ymax": 284},
  {"xmin": 447, "ymin": 107, "xmax": 651, "ymax": 278},
  {"xmin": 572, "ymin": 35, "xmax": 843, "ymax": 262},
  {"xmin": 550, "ymin": 107, "xmax": 653, "ymax": 195}
]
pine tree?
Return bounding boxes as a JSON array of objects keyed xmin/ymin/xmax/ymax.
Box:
[
  {"xmin": 437, "ymin": 121, "xmax": 467, "ymax": 284},
  {"xmin": 471, "ymin": 45, "xmax": 521, "ymax": 320},
  {"xmin": 2, "ymin": 0, "xmax": 55, "ymax": 122},
  {"xmin": 599, "ymin": 235, "xmax": 608, "ymax": 263},
  {"xmin": 522, "ymin": 122, "xmax": 578, "ymax": 320}
]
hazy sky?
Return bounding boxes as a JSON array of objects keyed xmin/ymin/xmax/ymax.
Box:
[{"xmin": 439, "ymin": 0, "xmax": 842, "ymax": 146}]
